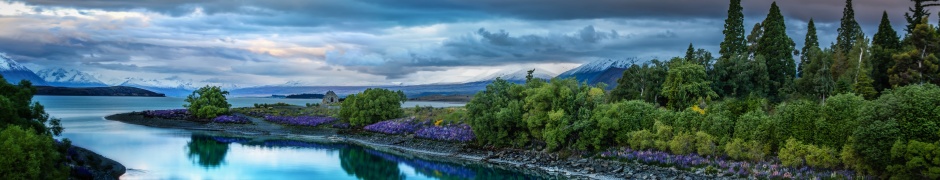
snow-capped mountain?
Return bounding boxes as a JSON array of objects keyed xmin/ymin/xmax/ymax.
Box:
[
  {"xmin": 472, "ymin": 68, "xmax": 557, "ymax": 83},
  {"xmin": 557, "ymin": 58, "xmax": 640, "ymax": 89},
  {"xmin": 118, "ymin": 77, "xmax": 198, "ymax": 90},
  {"xmin": 36, "ymin": 68, "xmax": 108, "ymax": 87},
  {"xmin": 557, "ymin": 58, "xmax": 636, "ymax": 78},
  {"xmin": 0, "ymin": 53, "xmax": 47, "ymax": 85}
]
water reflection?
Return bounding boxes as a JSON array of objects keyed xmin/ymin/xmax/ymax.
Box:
[
  {"xmin": 192, "ymin": 133, "xmax": 543, "ymax": 180},
  {"xmin": 186, "ymin": 135, "xmax": 230, "ymax": 169}
]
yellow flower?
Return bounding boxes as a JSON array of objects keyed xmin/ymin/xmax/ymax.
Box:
[
  {"xmin": 691, "ymin": 105, "xmax": 706, "ymax": 115},
  {"xmin": 435, "ymin": 119, "xmax": 443, "ymax": 126}
]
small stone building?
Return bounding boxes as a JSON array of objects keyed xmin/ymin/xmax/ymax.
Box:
[{"xmin": 322, "ymin": 91, "xmax": 339, "ymax": 105}]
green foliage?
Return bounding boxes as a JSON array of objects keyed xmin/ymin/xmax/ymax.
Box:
[
  {"xmin": 668, "ymin": 131, "xmax": 696, "ymax": 155},
  {"xmin": 841, "ymin": 138, "xmax": 871, "ymax": 173},
  {"xmin": 835, "ymin": 0, "xmax": 862, "ymax": 53},
  {"xmin": 585, "ymin": 100, "xmax": 659, "ymax": 150},
  {"xmin": 661, "ymin": 60, "xmax": 717, "ymax": 110},
  {"xmin": 0, "ymin": 126, "xmax": 68, "ymax": 179},
  {"xmin": 0, "ymin": 77, "xmax": 63, "ymax": 136},
  {"xmin": 816, "ymin": 93, "xmax": 865, "ymax": 148},
  {"xmin": 888, "ymin": 137, "xmax": 940, "ymax": 179},
  {"xmin": 653, "ymin": 121, "xmax": 674, "ymax": 151},
  {"xmin": 466, "ymin": 78, "xmax": 529, "ymax": 147},
  {"xmin": 867, "ymin": 84, "xmax": 940, "ymax": 142},
  {"xmin": 733, "ymin": 110, "xmax": 770, "ymax": 143},
  {"xmin": 799, "ymin": 19, "xmax": 819, "ymax": 78},
  {"xmin": 694, "ymin": 131, "xmax": 719, "ymax": 156},
  {"xmin": 757, "ymin": 2, "xmax": 796, "ymax": 101},
  {"xmin": 522, "ymin": 78, "xmax": 606, "ymax": 150},
  {"xmin": 719, "ymin": 0, "xmax": 746, "ymax": 60},
  {"xmin": 890, "ymin": 18, "xmax": 940, "ymax": 86},
  {"xmin": 340, "ymin": 88, "xmax": 406, "ymax": 127},
  {"xmin": 779, "ymin": 138, "xmax": 808, "ymax": 167},
  {"xmin": 872, "ymin": 11, "xmax": 901, "ymax": 92},
  {"xmin": 851, "ymin": 119, "xmax": 899, "ymax": 174},
  {"xmin": 714, "ymin": 54, "xmax": 770, "ymax": 99},
  {"xmin": 796, "ymin": 47, "xmax": 836, "ymax": 101},
  {"xmin": 610, "ymin": 60, "xmax": 668, "ymax": 106},
  {"xmin": 724, "ymin": 138, "xmax": 766, "ymax": 161},
  {"xmin": 184, "ymin": 86, "xmax": 231, "ymax": 119},
  {"xmin": 627, "ymin": 130, "xmax": 655, "ymax": 150},
  {"xmin": 771, "ymin": 100, "xmax": 819, "ymax": 147}
]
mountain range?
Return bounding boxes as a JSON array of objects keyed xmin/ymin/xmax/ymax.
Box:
[{"xmin": 0, "ymin": 52, "xmax": 638, "ymax": 98}]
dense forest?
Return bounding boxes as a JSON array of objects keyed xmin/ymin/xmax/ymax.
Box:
[{"xmin": 464, "ymin": 0, "xmax": 940, "ymax": 178}]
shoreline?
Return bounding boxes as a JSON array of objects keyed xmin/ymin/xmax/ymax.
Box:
[{"xmin": 105, "ymin": 112, "xmax": 729, "ymax": 180}]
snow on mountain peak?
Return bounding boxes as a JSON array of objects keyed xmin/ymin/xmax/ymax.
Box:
[
  {"xmin": 0, "ymin": 53, "xmax": 31, "ymax": 71},
  {"xmin": 36, "ymin": 68, "xmax": 107, "ymax": 86},
  {"xmin": 475, "ymin": 68, "xmax": 557, "ymax": 82},
  {"xmin": 119, "ymin": 77, "xmax": 198, "ymax": 90},
  {"xmin": 558, "ymin": 58, "xmax": 637, "ymax": 77}
]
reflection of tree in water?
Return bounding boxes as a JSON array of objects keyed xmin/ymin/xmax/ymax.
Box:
[
  {"xmin": 363, "ymin": 149, "xmax": 538, "ymax": 180},
  {"xmin": 339, "ymin": 147, "xmax": 405, "ymax": 180},
  {"xmin": 186, "ymin": 134, "xmax": 230, "ymax": 169}
]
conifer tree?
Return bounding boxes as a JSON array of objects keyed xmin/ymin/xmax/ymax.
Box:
[
  {"xmin": 719, "ymin": 0, "xmax": 746, "ymax": 60},
  {"xmin": 890, "ymin": 18, "xmax": 940, "ymax": 86},
  {"xmin": 836, "ymin": 0, "xmax": 863, "ymax": 53},
  {"xmin": 757, "ymin": 2, "xmax": 796, "ymax": 101},
  {"xmin": 905, "ymin": 0, "xmax": 938, "ymax": 34},
  {"xmin": 800, "ymin": 19, "xmax": 819, "ymax": 77},
  {"xmin": 872, "ymin": 12, "xmax": 902, "ymax": 92}
]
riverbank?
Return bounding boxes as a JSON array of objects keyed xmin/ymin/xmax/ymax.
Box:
[
  {"xmin": 68, "ymin": 145, "xmax": 126, "ymax": 179},
  {"xmin": 106, "ymin": 112, "xmax": 733, "ymax": 179}
]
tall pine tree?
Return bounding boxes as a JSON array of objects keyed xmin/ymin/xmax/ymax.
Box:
[
  {"xmin": 800, "ymin": 19, "xmax": 819, "ymax": 77},
  {"xmin": 757, "ymin": 2, "xmax": 796, "ymax": 101},
  {"xmin": 904, "ymin": 0, "xmax": 938, "ymax": 34},
  {"xmin": 719, "ymin": 0, "xmax": 746, "ymax": 60},
  {"xmin": 890, "ymin": 18, "xmax": 940, "ymax": 86},
  {"xmin": 836, "ymin": 0, "xmax": 863, "ymax": 53},
  {"xmin": 872, "ymin": 11, "xmax": 902, "ymax": 92}
]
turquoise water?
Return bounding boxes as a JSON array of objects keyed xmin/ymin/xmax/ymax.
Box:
[{"xmin": 33, "ymin": 96, "xmax": 533, "ymax": 179}]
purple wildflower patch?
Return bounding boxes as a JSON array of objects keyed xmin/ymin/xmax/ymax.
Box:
[
  {"xmin": 143, "ymin": 109, "xmax": 189, "ymax": 119},
  {"xmin": 415, "ymin": 124, "xmax": 475, "ymax": 142},
  {"xmin": 363, "ymin": 120, "xmax": 419, "ymax": 134},
  {"xmin": 600, "ymin": 147, "xmax": 860, "ymax": 179},
  {"xmin": 212, "ymin": 115, "xmax": 251, "ymax": 124},
  {"xmin": 263, "ymin": 115, "xmax": 337, "ymax": 127}
]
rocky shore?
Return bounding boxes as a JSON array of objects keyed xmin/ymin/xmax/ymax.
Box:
[
  {"xmin": 106, "ymin": 112, "xmax": 737, "ymax": 180},
  {"xmin": 68, "ymin": 145, "xmax": 126, "ymax": 180}
]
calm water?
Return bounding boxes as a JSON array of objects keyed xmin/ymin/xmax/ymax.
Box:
[{"xmin": 33, "ymin": 96, "xmax": 534, "ymax": 179}]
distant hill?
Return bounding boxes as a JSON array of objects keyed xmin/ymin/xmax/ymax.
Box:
[
  {"xmin": 0, "ymin": 53, "xmax": 47, "ymax": 85},
  {"xmin": 35, "ymin": 86, "xmax": 166, "ymax": 97},
  {"xmin": 469, "ymin": 68, "xmax": 557, "ymax": 83},
  {"xmin": 285, "ymin": 93, "xmax": 325, "ymax": 99}
]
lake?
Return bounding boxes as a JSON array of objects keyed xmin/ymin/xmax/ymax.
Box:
[{"xmin": 33, "ymin": 96, "xmax": 536, "ymax": 179}]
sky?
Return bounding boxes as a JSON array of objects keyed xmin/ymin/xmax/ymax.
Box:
[{"xmin": 0, "ymin": 0, "xmax": 929, "ymax": 86}]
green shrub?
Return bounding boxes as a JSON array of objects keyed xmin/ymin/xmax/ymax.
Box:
[
  {"xmin": 340, "ymin": 88, "xmax": 406, "ymax": 127},
  {"xmin": 668, "ymin": 131, "xmax": 696, "ymax": 155},
  {"xmin": 627, "ymin": 130, "xmax": 655, "ymax": 150},
  {"xmin": 725, "ymin": 138, "xmax": 766, "ymax": 161},
  {"xmin": 805, "ymin": 145, "xmax": 840, "ymax": 169},
  {"xmin": 594, "ymin": 100, "xmax": 660, "ymax": 149},
  {"xmin": 0, "ymin": 126, "xmax": 68, "ymax": 179},
  {"xmin": 865, "ymin": 84, "xmax": 940, "ymax": 142},
  {"xmin": 816, "ymin": 93, "xmax": 865, "ymax": 148},
  {"xmin": 771, "ymin": 100, "xmax": 819, "ymax": 148},
  {"xmin": 887, "ymin": 138, "xmax": 940, "ymax": 179},
  {"xmin": 733, "ymin": 111, "xmax": 769, "ymax": 142},
  {"xmin": 184, "ymin": 86, "xmax": 231, "ymax": 119},
  {"xmin": 724, "ymin": 138, "xmax": 747, "ymax": 160},
  {"xmin": 840, "ymin": 139, "xmax": 869, "ymax": 173},
  {"xmin": 851, "ymin": 119, "xmax": 900, "ymax": 174},
  {"xmin": 779, "ymin": 138, "xmax": 808, "ymax": 167},
  {"xmin": 653, "ymin": 121, "xmax": 674, "ymax": 151},
  {"xmin": 701, "ymin": 112, "xmax": 734, "ymax": 144},
  {"xmin": 466, "ymin": 79, "xmax": 529, "ymax": 147},
  {"xmin": 694, "ymin": 131, "xmax": 719, "ymax": 156}
]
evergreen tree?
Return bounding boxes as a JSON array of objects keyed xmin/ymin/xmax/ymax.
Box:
[
  {"xmin": 800, "ymin": 19, "xmax": 819, "ymax": 78},
  {"xmin": 890, "ymin": 18, "xmax": 940, "ymax": 86},
  {"xmin": 686, "ymin": 43, "xmax": 695, "ymax": 62},
  {"xmin": 719, "ymin": 0, "xmax": 747, "ymax": 60},
  {"xmin": 836, "ymin": 0, "xmax": 863, "ymax": 53},
  {"xmin": 904, "ymin": 0, "xmax": 938, "ymax": 34},
  {"xmin": 757, "ymin": 2, "xmax": 796, "ymax": 101},
  {"xmin": 872, "ymin": 11, "xmax": 902, "ymax": 92},
  {"xmin": 747, "ymin": 23, "xmax": 763, "ymax": 57}
]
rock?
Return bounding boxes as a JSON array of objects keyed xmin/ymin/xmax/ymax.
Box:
[{"xmin": 577, "ymin": 159, "xmax": 588, "ymax": 164}]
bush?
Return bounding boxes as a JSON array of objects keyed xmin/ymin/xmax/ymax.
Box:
[
  {"xmin": 627, "ymin": 130, "xmax": 655, "ymax": 150},
  {"xmin": 592, "ymin": 100, "xmax": 660, "ymax": 149},
  {"xmin": 865, "ymin": 84, "xmax": 940, "ymax": 142},
  {"xmin": 887, "ymin": 138, "xmax": 940, "ymax": 179},
  {"xmin": 668, "ymin": 131, "xmax": 696, "ymax": 155},
  {"xmin": 694, "ymin": 131, "xmax": 719, "ymax": 156},
  {"xmin": 653, "ymin": 121, "xmax": 674, "ymax": 151},
  {"xmin": 779, "ymin": 138, "xmax": 808, "ymax": 167},
  {"xmin": 0, "ymin": 126, "xmax": 68, "ymax": 179},
  {"xmin": 851, "ymin": 119, "xmax": 900, "ymax": 174},
  {"xmin": 733, "ymin": 111, "xmax": 770, "ymax": 142},
  {"xmin": 840, "ymin": 139, "xmax": 869, "ymax": 173},
  {"xmin": 466, "ymin": 79, "xmax": 529, "ymax": 147},
  {"xmin": 339, "ymin": 88, "xmax": 406, "ymax": 126},
  {"xmin": 724, "ymin": 138, "xmax": 766, "ymax": 161},
  {"xmin": 779, "ymin": 138, "xmax": 840, "ymax": 169},
  {"xmin": 816, "ymin": 93, "xmax": 865, "ymax": 149},
  {"xmin": 771, "ymin": 100, "xmax": 819, "ymax": 148},
  {"xmin": 184, "ymin": 86, "xmax": 231, "ymax": 119}
]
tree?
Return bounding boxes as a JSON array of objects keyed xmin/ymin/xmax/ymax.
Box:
[
  {"xmin": 746, "ymin": 23, "xmax": 763, "ymax": 57},
  {"xmin": 184, "ymin": 86, "xmax": 231, "ymax": 119},
  {"xmin": 905, "ymin": 0, "xmax": 939, "ymax": 34},
  {"xmin": 757, "ymin": 2, "xmax": 796, "ymax": 101},
  {"xmin": 719, "ymin": 0, "xmax": 747, "ymax": 60},
  {"xmin": 872, "ymin": 11, "xmax": 902, "ymax": 92},
  {"xmin": 0, "ymin": 126, "xmax": 68, "ymax": 179},
  {"xmin": 610, "ymin": 64, "xmax": 644, "ymax": 102},
  {"xmin": 466, "ymin": 78, "xmax": 529, "ymax": 147},
  {"xmin": 799, "ymin": 19, "xmax": 819, "ymax": 77},
  {"xmin": 890, "ymin": 18, "xmax": 940, "ymax": 86},
  {"xmin": 836, "ymin": 0, "xmax": 863, "ymax": 53},
  {"xmin": 339, "ymin": 88, "xmax": 406, "ymax": 126},
  {"xmin": 661, "ymin": 59, "xmax": 717, "ymax": 110}
]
